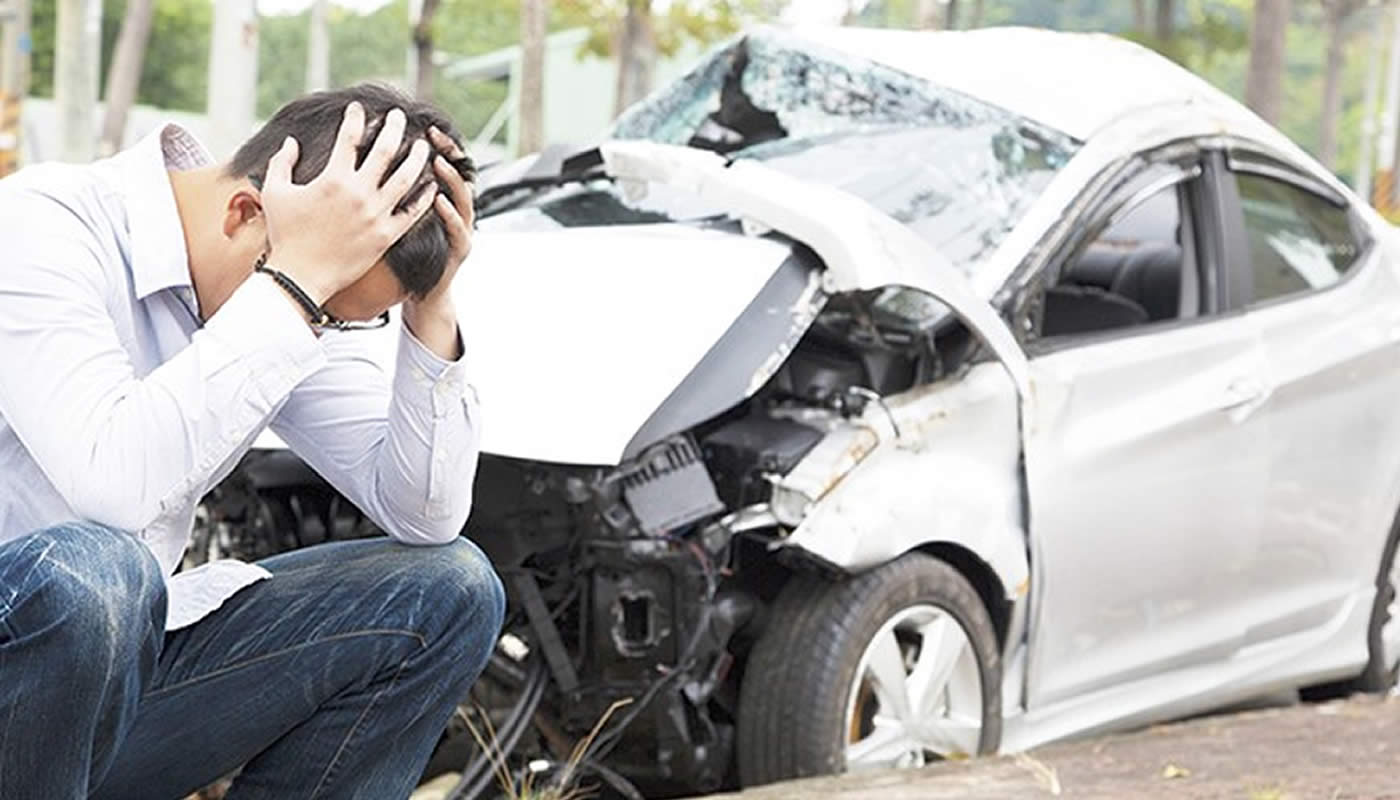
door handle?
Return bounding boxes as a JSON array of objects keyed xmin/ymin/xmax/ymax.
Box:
[{"xmin": 1219, "ymin": 378, "xmax": 1269, "ymax": 421}]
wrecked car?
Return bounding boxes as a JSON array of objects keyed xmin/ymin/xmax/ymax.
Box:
[{"xmin": 193, "ymin": 25, "xmax": 1400, "ymax": 798}]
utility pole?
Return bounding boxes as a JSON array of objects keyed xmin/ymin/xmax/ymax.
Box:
[
  {"xmin": 206, "ymin": 0, "xmax": 258, "ymax": 160},
  {"xmin": 0, "ymin": 0, "xmax": 31, "ymax": 176},
  {"xmin": 54, "ymin": 0, "xmax": 100, "ymax": 163},
  {"xmin": 1375, "ymin": 0, "xmax": 1400, "ymax": 212},
  {"xmin": 306, "ymin": 0, "xmax": 329, "ymax": 93}
]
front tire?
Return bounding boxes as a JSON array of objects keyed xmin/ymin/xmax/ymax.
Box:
[{"xmin": 736, "ymin": 553, "xmax": 1002, "ymax": 786}]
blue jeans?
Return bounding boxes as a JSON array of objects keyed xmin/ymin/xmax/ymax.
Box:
[{"xmin": 0, "ymin": 522, "xmax": 506, "ymax": 800}]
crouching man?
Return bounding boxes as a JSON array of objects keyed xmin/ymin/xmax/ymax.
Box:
[{"xmin": 0, "ymin": 84, "xmax": 504, "ymax": 799}]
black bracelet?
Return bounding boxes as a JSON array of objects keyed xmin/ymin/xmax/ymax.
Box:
[{"xmin": 253, "ymin": 254, "xmax": 329, "ymax": 327}]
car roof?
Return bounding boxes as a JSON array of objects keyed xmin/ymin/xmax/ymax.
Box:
[{"xmin": 781, "ymin": 25, "xmax": 1276, "ymax": 145}]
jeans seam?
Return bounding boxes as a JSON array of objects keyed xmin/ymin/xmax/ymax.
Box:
[
  {"xmin": 146, "ymin": 628, "xmax": 428, "ymax": 698},
  {"xmin": 309, "ymin": 658, "xmax": 414, "ymax": 799}
]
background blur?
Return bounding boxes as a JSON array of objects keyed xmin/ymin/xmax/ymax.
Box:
[{"xmin": 0, "ymin": 1, "xmax": 1396, "ymax": 207}]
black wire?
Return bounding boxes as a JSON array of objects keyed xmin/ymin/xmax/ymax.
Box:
[{"xmin": 445, "ymin": 657, "xmax": 549, "ymax": 800}]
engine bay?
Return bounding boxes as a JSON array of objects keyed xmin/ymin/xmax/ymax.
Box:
[{"xmin": 192, "ymin": 287, "xmax": 978, "ymax": 797}]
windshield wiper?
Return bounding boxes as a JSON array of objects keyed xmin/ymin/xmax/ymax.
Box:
[{"xmin": 475, "ymin": 146, "xmax": 610, "ymax": 217}]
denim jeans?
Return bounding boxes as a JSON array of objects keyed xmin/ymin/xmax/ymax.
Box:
[{"xmin": 0, "ymin": 522, "xmax": 506, "ymax": 800}]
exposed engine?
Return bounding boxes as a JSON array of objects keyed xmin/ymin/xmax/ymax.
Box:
[{"xmin": 191, "ymin": 287, "xmax": 976, "ymax": 798}]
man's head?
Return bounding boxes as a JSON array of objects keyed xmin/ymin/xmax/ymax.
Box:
[{"xmin": 224, "ymin": 83, "xmax": 475, "ymax": 320}]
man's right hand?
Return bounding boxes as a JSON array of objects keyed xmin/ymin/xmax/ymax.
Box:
[{"xmin": 259, "ymin": 101, "xmax": 437, "ymax": 305}]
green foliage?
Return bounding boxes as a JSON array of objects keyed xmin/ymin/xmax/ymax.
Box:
[
  {"xmin": 29, "ymin": 0, "xmax": 211, "ymax": 111},
  {"xmin": 564, "ymin": 0, "xmax": 764, "ymax": 60},
  {"xmin": 20, "ymin": 0, "xmax": 1382, "ymax": 183}
]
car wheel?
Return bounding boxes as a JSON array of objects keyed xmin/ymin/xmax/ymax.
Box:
[
  {"xmin": 736, "ymin": 553, "xmax": 1002, "ymax": 786},
  {"xmin": 1353, "ymin": 514, "xmax": 1400, "ymax": 693}
]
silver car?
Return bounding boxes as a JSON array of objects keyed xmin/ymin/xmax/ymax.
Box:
[{"xmin": 218, "ymin": 24, "xmax": 1400, "ymax": 797}]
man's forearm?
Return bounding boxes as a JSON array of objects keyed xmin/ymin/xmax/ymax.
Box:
[{"xmin": 402, "ymin": 296, "xmax": 463, "ymax": 362}]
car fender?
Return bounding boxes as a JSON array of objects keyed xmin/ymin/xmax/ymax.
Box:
[{"xmin": 772, "ymin": 362, "xmax": 1029, "ymax": 601}]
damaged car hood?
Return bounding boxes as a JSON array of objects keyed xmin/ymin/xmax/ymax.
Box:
[
  {"xmin": 450, "ymin": 224, "xmax": 800, "ymax": 465},
  {"xmin": 600, "ymin": 141, "xmax": 1031, "ymax": 396}
]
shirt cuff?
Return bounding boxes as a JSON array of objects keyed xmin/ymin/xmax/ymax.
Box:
[{"xmin": 398, "ymin": 321, "xmax": 471, "ymax": 419}]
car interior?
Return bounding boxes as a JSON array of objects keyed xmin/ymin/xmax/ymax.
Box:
[{"xmin": 1040, "ymin": 181, "xmax": 1202, "ymax": 338}]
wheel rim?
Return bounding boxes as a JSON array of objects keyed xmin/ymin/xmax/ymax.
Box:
[
  {"xmin": 842, "ymin": 604, "xmax": 983, "ymax": 771},
  {"xmin": 1382, "ymin": 551, "xmax": 1400, "ymax": 672}
]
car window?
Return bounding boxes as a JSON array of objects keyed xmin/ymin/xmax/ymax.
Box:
[
  {"xmin": 1237, "ymin": 172, "xmax": 1366, "ymax": 305},
  {"xmin": 1038, "ymin": 177, "xmax": 1198, "ymax": 339}
]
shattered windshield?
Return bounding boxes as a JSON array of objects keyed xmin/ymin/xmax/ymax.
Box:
[{"xmin": 487, "ymin": 30, "xmax": 1079, "ymax": 277}]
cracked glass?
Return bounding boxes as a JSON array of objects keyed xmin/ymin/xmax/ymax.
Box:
[{"xmin": 498, "ymin": 30, "xmax": 1080, "ymax": 278}]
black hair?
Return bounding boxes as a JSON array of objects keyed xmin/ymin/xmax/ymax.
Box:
[{"xmin": 228, "ymin": 83, "xmax": 476, "ymax": 298}]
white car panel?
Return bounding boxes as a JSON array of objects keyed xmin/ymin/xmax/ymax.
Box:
[
  {"xmin": 450, "ymin": 225, "xmax": 794, "ymax": 465},
  {"xmin": 1023, "ymin": 314, "xmax": 1271, "ymax": 707},
  {"xmin": 775, "ymin": 362, "xmax": 1029, "ymax": 600},
  {"xmin": 1245, "ymin": 248, "xmax": 1400, "ymax": 646}
]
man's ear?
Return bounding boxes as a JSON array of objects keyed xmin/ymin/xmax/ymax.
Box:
[{"xmin": 222, "ymin": 188, "xmax": 265, "ymax": 240}]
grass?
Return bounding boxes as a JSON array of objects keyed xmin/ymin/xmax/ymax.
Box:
[{"xmin": 463, "ymin": 697, "xmax": 634, "ymax": 800}]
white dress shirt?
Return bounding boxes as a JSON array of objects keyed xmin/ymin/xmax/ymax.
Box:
[{"xmin": 0, "ymin": 125, "xmax": 481, "ymax": 629}]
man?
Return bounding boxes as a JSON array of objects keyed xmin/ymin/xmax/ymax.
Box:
[{"xmin": 0, "ymin": 84, "xmax": 503, "ymax": 799}]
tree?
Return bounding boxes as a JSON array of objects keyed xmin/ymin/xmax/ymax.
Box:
[
  {"xmin": 413, "ymin": 0, "xmax": 444, "ymax": 99},
  {"xmin": 1154, "ymin": 0, "xmax": 1174, "ymax": 41},
  {"xmin": 572, "ymin": 0, "xmax": 770, "ymax": 115},
  {"xmin": 518, "ymin": 0, "xmax": 546, "ymax": 153},
  {"xmin": 1133, "ymin": 0, "xmax": 1147, "ymax": 32},
  {"xmin": 1319, "ymin": 0, "xmax": 1368, "ymax": 169},
  {"xmin": 1245, "ymin": 0, "xmax": 1291, "ymax": 125},
  {"xmin": 969, "ymin": 0, "xmax": 985, "ymax": 28},
  {"xmin": 99, "ymin": 0, "xmax": 153, "ymax": 155},
  {"xmin": 915, "ymin": 0, "xmax": 942, "ymax": 29},
  {"xmin": 614, "ymin": 0, "xmax": 656, "ymax": 114}
]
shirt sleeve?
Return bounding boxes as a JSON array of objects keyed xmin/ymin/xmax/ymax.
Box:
[
  {"xmin": 0, "ymin": 197, "xmax": 327, "ymax": 532},
  {"xmin": 268, "ymin": 320, "xmax": 481, "ymax": 546}
]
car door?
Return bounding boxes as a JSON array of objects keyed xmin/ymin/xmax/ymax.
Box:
[
  {"xmin": 1021, "ymin": 152, "xmax": 1271, "ymax": 707},
  {"xmin": 1224, "ymin": 151, "xmax": 1400, "ymax": 646}
]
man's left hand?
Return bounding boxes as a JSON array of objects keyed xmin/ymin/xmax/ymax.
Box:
[{"xmin": 403, "ymin": 126, "xmax": 475, "ymax": 361}]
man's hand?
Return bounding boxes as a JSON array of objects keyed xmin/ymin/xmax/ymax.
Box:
[
  {"xmin": 260, "ymin": 102, "xmax": 437, "ymax": 305},
  {"xmin": 402, "ymin": 126, "xmax": 474, "ymax": 361}
]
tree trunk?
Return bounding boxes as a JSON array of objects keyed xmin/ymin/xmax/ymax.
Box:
[
  {"xmin": 99, "ymin": 0, "xmax": 153, "ymax": 157},
  {"xmin": 1133, "ymin": 0, "xmax": 1148, "ymax": 32},
  {"xmin": 518, "ymin": 0, "xmax": 546, "ymax": 154},
  {"xmin": 1154, "ymin": 0, "xmax": 1174, "ymax": 41},
  {"xmin": 614, "ymin": 0, "xmax": 655, "ymax": 116},
  {"xmin": 915, "ymin": 0, "xmax": 942, "ymax": 29},
  {"xmin": 970, "ymin": 0, "xmax": 986, "ymax": 28},
  {"xmin": 413, "ymin": 0, "xmax": 442, "ymax": 100},
  {"xmin": 306, "ymin": 0, "xmax": 330, "ymax": 93},
  {"xmin": 945, "ymin": 0, "xmax": 959, "ymax": 29},
  {"xmin": 1319, "ymin": 3, "xmax": 1346, "ymax": 169},
  {"xmin": 1245, "ymin": 0, "xmax": 1291, "ymax": 125}
]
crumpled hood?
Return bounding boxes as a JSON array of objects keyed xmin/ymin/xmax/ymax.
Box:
[{"xmin": 452, "ymin": 223, "xmax": 796, "ymax": 465}]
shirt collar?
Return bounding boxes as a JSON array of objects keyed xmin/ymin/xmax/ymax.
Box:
[{"xmin": 116, "ymin": 124, "xmax": 215, "ymax": 301}]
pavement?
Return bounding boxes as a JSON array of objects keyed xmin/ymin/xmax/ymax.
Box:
[{"xmin": 694, "ymin": 693, "xmax": 1400, "ymax": 800}]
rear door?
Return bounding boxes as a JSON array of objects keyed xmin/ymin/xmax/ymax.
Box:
[
  {"xmin": 1225, "ymin": 151, "xmax": 1400, "ymax": 646},
  {"xmin": 1022, "ymin": 151, "xmax": 1270, "ymax": 706}
]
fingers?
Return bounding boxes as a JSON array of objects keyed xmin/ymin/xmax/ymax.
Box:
[
  {"xmin": 379, "ymin": 138, "xmax": 432, "ymax": 210},
  {"xmin": 434, "ymin": 192, "xmax": 469, "ymax": 257},
  {"xmin": 383, "ymin": 183, "xmax": 439, "ymax": 244},
  {"xmin": 361, "ymin": 107, "xmax": 407, "ymax": 179},
  {"xmin": 326, "ymin": 101, "xmax": 365, "ymax": 172},
  {"xmin": 433, "ymin": 153, "xmax": 474, "ymax": 227},
  {"xmin": 427, "ymin": 126, "xmax": 466, "ymax": 159},
  {"xmin": 264, "ymin": 136, "xmax": 299, "ymax": 189}
]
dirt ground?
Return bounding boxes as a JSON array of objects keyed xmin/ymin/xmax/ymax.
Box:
[{"xmin": 696, "ymin": 693, "xmax": 1400, "ymax": 800}]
